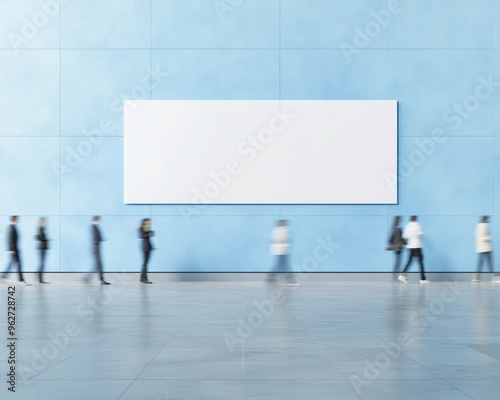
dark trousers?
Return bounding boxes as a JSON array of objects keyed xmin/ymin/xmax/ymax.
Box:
[
  {"xmin": 393, "ymin": 250, "xmax": 402, "ymax": 280},
  {"xmin": 141, "ymin": 250, "xmax": 151, "ymax": 281},
  {"xmin": 273, "ymin": 254, "xmax": 289, "ymax": 273},
  {"xmin": 3, "ymin": 251, "xmax": 24, "ymax": 282},
  {"xmin": 402, "ymin": 248, "xmax": 426, "ymax": 280},
  {"xmin": 93, "ymin": 247, "xmax": 104, "ymax": 281},
  {"xmin": 474, "ymin": 252, "xmax": 494, "ymax": 279},
  {"xmin": 269, "ymin": 254, "xmax": 295, "ymax": 281},
  {"xmin": 38, "ymin": 249, "xmax": 47, "ymax": 282},
  {"xmin": 477, "ymin": 252, "xmax": 493, "ymax": 273}
]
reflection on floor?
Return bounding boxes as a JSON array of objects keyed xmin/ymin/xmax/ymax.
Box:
[{"xmin": 3, "ymin": 278, "xmax": 500, "ymax": 399}]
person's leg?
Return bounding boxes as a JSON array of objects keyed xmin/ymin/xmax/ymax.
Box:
[
  {"xmin": 2, "ymin": 255, "xmax": 14, "ymax": 278},
  {"xmin": 283, "ymin": 254, "xmax": 294, "ymax": 282},
  {"xmin": 268, "ymin": 255, "xmax": 278, "ymax": 281},
  {"xmin": 141, "ymin": 251, "xmax": 150, "ymax": 282},
  {"xmin": 485, "ymin": 252, "xmax": 494, "ymax": 279},
  {"xmin": 271, "ymin": 255, "xmax": 283, "ymax": 273},
  {"xmin": 402, "ymin": 249, "xmax": 414, "ymax": 275},
  {"xmin": 95, "ymin": 248, "xmax": 104, "ymax": 281},
  {"xmin": 479, "ymin": 253, "xmax": 485, "ymax": 272},
  {"xmin": 38, "ymin": 250, "xmax": 46, "ymax": 282},
  {"xmin": 272, "ymin": 255, "xmax": 287, "ymax": 280},
  {"xmin": 485, "ymin": 252, "xmax": 493, "ymax": 273},
  {"xmin": 473, "ymin": 253, "xmax": 484, "ymax": 281},
  {"xmin": 416, "ymin": 248, "xmax": 426, "ymax": 281},
  {"xmin": 393, "ymin": 251, "xmax": 402, "ymax": 280},
  {"xmin": 84, "ymin": 249, "xmax": 96, "ymax": 283},
  {"xmin": 275, "ymin": 255, "xmax": 283, "ymax": 279},
  {"xmin": 15, "ymin": 252, "xmax": 24, "ymax": 282},
  {"xmin": 140, "ymin": 251, "xmax": 146, "ymax": 281}
]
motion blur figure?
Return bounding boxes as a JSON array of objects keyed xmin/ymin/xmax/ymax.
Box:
[
  {"xmin": 86, "ymin": 216, "xmax": 110, "ymax": 285},
  {"xmin": 2, "ymin": 216, "xmax": 30, "ymax": 285},
  {"xmin": 472, "ymin": 216, "xmax": 497, "ymax": 283},
  {"xmin": 139, "ymin": 218, "xmax": 154, "ymax": 284},
  {"xmin": 269, "ymin": 219, "xmax": 297, "ymax": 284},
  {"xmin": 398, "ymin": 216, "xmax": 429, "ymax": 284},
  {"xmin": 387, "ymin": 216, "xmax": 405, "ymax": 281},
  {"xmin": 36, "ymin": 217, "xmax": 50, "ymax": 283}
]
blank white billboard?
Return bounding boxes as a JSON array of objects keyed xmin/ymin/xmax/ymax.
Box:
[{"xmin": 124, "ymin": 100, "xmax": 397, "ymax": 204}]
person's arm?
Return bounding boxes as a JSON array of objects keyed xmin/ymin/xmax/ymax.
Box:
[
  {"xmin": 8, "ymin": 227, "xmax": 15, "ymax": 253},
  {"xmin": 272, "ymin": 228, "xmax": 278, "ymax": 243},
  {"xmin": 398, "ymin": 228, "xmax": 407, "ymax": 245},
  {"xmin": 93, "ymin": 225, "xmax": 102, "ymax": 243},
  {"xmin": 388, "ymin": 228, "xmax": 396, "ymax": 244},
  {"xmin": 485, "ymin": 224, "xmax": 492, "ymax": 242},
  {"xmin": 39, "ymin": 228, "xmax": 47, "ymax": 242}
]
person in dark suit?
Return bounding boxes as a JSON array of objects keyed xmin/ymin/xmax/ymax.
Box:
[
  {"xmin": 88, "ymin": 216, "xmax": 110, "ymax": 285},
  {"xmin": 2, "ymin": 216, "xmax": 30, "ymax": 285},
  {"xmin": 387, "ymin": 216, "xmax": 406, "ymax": 281},
  {"xmin": 139, "ymin": 218, "xmax": 154, "ymax": 284},
  {"xmin": 36, "ymin": 217, "xmax": 50, "ymax": 283}
]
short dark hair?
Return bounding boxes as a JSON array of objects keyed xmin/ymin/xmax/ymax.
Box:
[
  {"xmin": 482, "ymin": 216, "xmax": 489, "ymax": 223},
  {"xmin": 11, "ymin": 215, "xmax": 18, "ymax": 223},
  {"xmin": 410, "ymin": 215, "xmax": 417, "ymax": 222},
  {"xmin": 92, "ymin": 216, "xmax": 100, "ymax": 222}
]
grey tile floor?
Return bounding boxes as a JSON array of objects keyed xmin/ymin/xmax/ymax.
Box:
[{"xmin": 1, "ymin": 278, "xmax": 500, "ymax": 399}]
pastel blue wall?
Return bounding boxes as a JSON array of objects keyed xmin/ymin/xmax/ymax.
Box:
[{"xmin": 0, "ymin": 0, "xmax": 499, "ymax": 273}]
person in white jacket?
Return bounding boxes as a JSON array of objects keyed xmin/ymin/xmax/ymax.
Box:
[
  {"xmin": 472, "ymin": 216, "xmax": 495, "ymax": 283},
  {"xmin": 398, "ymin": 216, "xmax": 429, "ymax": 284},
  {"xmin": 268, "ymin": 219, "xmax": 296, "ymax": 284}
]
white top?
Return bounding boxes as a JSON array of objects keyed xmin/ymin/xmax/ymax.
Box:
[
  {"xmin": 271, "ymin": 226, "xmax": 290, "ymax": 255},
  {"xmin": 403, "ymin": 221, "xmax": 423, "ymax": 249},
  {"xmin": 476, "ymin": 222, "xmax": 492, "ymax": 253}
]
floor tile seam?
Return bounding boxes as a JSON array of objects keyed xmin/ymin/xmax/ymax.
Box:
[
  {"xmin": 129, "ymin": 287, "xmax": 216, "ymax": 383},
  {"xmin": 17, "ymin": 335, "xmax": 107, "ymax": 385},
  {"xmin": 115, "ymin": 379, "xmax": 137, "ymax": 400},
  {"xmin": 394, "ymin": 352, "xmax": 459, "ymax": 382}
]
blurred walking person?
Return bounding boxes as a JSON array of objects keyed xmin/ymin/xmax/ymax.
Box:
[
  {"xmin": 268, "ymin": 219, "xmax": 297, "ymax": 284},
  {"xmin": 86, "ymin": 216, "xmax": 110, "ymax": 285},
  {"xmin": 398, "ymin": 216, "xmax": 429, "ymax": 284},
  {"xmin": 36, "ymin": 217, "xmax": 50, "ymax": 283},
  {"xmin": 472, "ymin": 216, "xmax": 497, "ymax": 283},
  {"xmin": 1, "ymin": 216, "xmax": 30, "ymax": 285},
  {"xmin": 387, "ymin": 216, "xmax": 406, "ymax": 281},
  {"xmin": 139, "ymin": 218, "xmax": 154, "ymax": 284}
]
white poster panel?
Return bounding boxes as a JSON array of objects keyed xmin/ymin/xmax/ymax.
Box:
[{"xmin": 124, "ymin": 100, "xmax": 397, "ymax": 204}]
